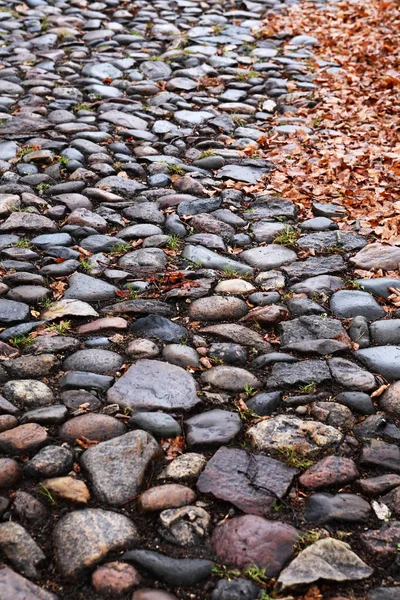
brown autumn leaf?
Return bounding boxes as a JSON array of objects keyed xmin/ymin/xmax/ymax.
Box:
[
  {"xmin": 75, "ymin": 435, "xmax": 100, "ymax": 449},
  {"xmin": 371, "ymin": 384, "xmax": 389, "ymax": 398},
  {"xmin": 162, "ymin": 436, "xmax": 185, "ymax": 461},
  {"xmin": 387, "ymin": 287, "xmax": 400, "ymax": 306}
]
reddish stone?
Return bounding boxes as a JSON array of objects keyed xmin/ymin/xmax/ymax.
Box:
[
  {"xmin": 0, "ymin": 458, "xmax": 21, "ymax": 488},
  {"xmin": 92, "ymin": 561, "xmax": 141, "ymax": 596},
  {"xmin": 0, "ymin": 424, "xmax": 47, "ymax": 454},
  {"xmin": 360, "ymin": 521, "xmax": 400, "ymax": 563},
  {"xmin": 299, "ymin": 456, "xmax": 359, "ymax": 490},
  {"xmin": 197, "ymin": 446, "xmax": 297, "ymax": 516},
  {"xmin": 59, "ymin": 413, "xmax": 127, "ymax": 444},
  {"xmin": 77, "ymin": 317, "xmax": 128, "ymax": 334},
  {"xmin": 132, "ymin": 590, "xmax": 178, "ymax": 600},
  {"xmin": 138, "ymin": 484, "xmax": 196, "ymax": 512},
  {"xmin": 211, "ymin": 515, "xmax": 299, "ymax": 576},
  {"xmin": 0, "ymin": 415, "xmax": 18, "ymax": 433}
]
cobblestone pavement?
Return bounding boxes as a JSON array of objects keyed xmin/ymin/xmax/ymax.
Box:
[{"xmin": 0, "ymin": 0, "xmax": 398, "ymax": 598}]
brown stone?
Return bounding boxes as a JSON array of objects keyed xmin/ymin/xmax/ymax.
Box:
[
  {"xmin": 138, "ymin": 484, "xmax": 196, "ymax": 512},
  {"xmin": 0, "ymin": 458, "xmax": 21, "ymax": 488},
  {"xmin": 132, "ymin": 590, "xmax": 178, "ymax": 600},
  {"xmin": 350, "ymin": 243, "xmax": 400, "ymax": 270},
  {"xmin": 197, "ymin": 446, "xmax": 298, "ymax": 516},
  {"xmin": 357, "ymin": 474, "xmax": 400, "ymax": 496},
  {"xmin": 0, "ymin": 415, "xmax": 18, "ymax": 433},
  {"xmin": 43, "ymin": 477, "xmax": 90, "ymax": 504},
  {"xmin": 189, "ymin": 296, "xmax": 248, "ymax": 321},
  {"xmin": 0, "ymin": 567, "xmax": 58, "ymax": 599},
  {"xmin": 240, "ymin": 304, "xmax": 289, "ymax": 326},
  {"xmin": 360, "ymin": 521, "xmax": 400, "ymax": 562},
  {"xmin": 59, "ymin": 413, "xmax": 127, "ymax": 444},
  {"xmin": 92, "ymin": 562, "xmax": 141, "ymax": 596},
  {"xmin": 77, "ymin": 317, "xmax": 128, "ymax": 334},
  {"xmin": 211, "ymin": 515, "xmax": 299, "ymax": 576},
  {"xmin": 54, "ymin": 508, "xmax": 138, "ymax": 578},
  {"xmin": 299, "ymin": 456, "xmax": 359, "ymax": 490},
  {"xmin": 0, "ymin": 424, "xmax": 47, "ymax": 454}
]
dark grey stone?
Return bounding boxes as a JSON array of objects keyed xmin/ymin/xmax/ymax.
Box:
[
  {"xmin": 131, "ymin": 315, "xmax": 188, "ymax": 343},
  {"xmin": 186, "ymin": 410, "xmax": 242, "ymax": 448},
  {"xmin": 129, "ymin": 412, "xmax": 181, "ymax": 438},
  {"xmin": 122, "ymin": 550, "xmax": 215, "ymax": 586},
  {"xmin": 330, "ymin": 290, "xmax": 385, "ymax": 320}
]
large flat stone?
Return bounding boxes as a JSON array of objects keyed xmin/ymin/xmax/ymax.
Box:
[
  {"xmin": 80, "ymin": 430, "xmax": 160, "ymax": 505},
  {"xmin": 64, "ymin": 273, "xmax": 117, "ymax": 302},
  {"xmin": 276, "ymin": 538, "xmax": 373, "ymax": 592},
  {"xmin": 197, "ymin": 447, "xmax": 298, "ymax": 516},
  {"xmin": 240, "ymin": 244, "xmax": 296, "ymax": 270},
  {"xmin": 107, "ymin": 360, "xmax": 200, "ymax": 411}
]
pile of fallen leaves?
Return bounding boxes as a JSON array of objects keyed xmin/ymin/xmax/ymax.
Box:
[{"xmin": 260, "ymin": 0, "xmax": 400, "ymax": 244}]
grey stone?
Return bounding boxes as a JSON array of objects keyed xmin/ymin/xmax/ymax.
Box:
[
  {"xmin": 240, "ymin": 244, "xmax": 296, "ymax": 270},
  {"xmin": 2, "ymin": 380, "xmax": 54, "ymax": 408},
  {"xmin": 183, "ymin": 244, "xmax": 253, "ymax": 276},
  {"xmin": 200, "ymin": 323, "xmax": 271, "ymax": 352},
  {"xmin": 328, "ymin": 358, "xmax": 376, "ymax": 391},
  {"xmin": 211, "ymin": 578, "xmax": 259, "ymax": 600},
  {"xmin": 159, "ymin": 505, "xmax": 210, "ymax": 546},
  {"xmin": 129, "ymin": 413, "xmax": 181, "ymax": 438},
  {"xmin": 330, "ymin": 290, "xmax": 385, "ymax": 320},
  {"xmin": 96, "ymin": 176, "xmax": 146, "ymax": 197},
  {"xmin": 370, "ymin": 320, "xmax": 400, "ymax": 344},
  {"xmin": 0, "ymin": 299, "xmax": 29, "ymax": 324},
  {"xmin": 162, "ymin": 344, "xmax": 200, "ymax": 368},
  {"xmin": 122, "ymin": 550, "xmax": 214, "ymax": 587},
  {"xmin": 356, "ymin": 278, "xmax": 400, "ymax": 298},
  {"xmin": 267, "ymin": 360, "xmax": 332, "ymax": 388},
  {"xmin": 349, "ymin": 316, "xmax": 370, "ymax": 348},
  {"xmin": 276, "ymin": 538, "xmax": 373, "ymax": 592},
  {"xmin": 107, "ymin": 359, "xmax": 200, "ymax": 411},
  {"xmin": 63, "ymin": 349, "xmax": 124, "ymax": 375},
  {"xmin": 290, "ymin": 275, "xmax": 345, "ymax": 295},
  {"xmin": 24, "ymin": 446, "xmax": 74, "ymax": 479},
  {"xmin": 350, "ymin": 243, "xmax": 400, "ymax": 270},
  {"xmin": 81, "ymin": 431, "xmax": 159, "ymax": 505},
  {"xmin": 201, "ymin": 366, "xmax": 261, "ymax": 392},
  {"xmin": 336, "ymin": 392, "xmax": 375, "ymax": 415},
  {"xmin": 297, "ymin": 231, "xmax": 366, "ymax": 252},
  {"xmin": 64, "ymin": 273, "xmax": 117, "ymax": 302},
  {"xmin": 0, "ymin": 567, "xmax": 58, "ymax": 600},
  {"xmin": 0, "ymin": 522, "xmax": 45, "ymax": 578},
  {"xmin": 130, "ymin": 316, "xmax": 188, "ymax": 343},
  {"xmin": 356, "ymin": 347, "xmax": 400, "ymax": 381},
  {"xmin": 54, "ymin": 509, "xmax": 138, "ymax": 578},
  {"xmin": 186, "ymin": 410, "xmax": 242, "ymax": 448},
  {"xmin": 304, "ymin": 493, "xmax": 371, "ymax": 524}
]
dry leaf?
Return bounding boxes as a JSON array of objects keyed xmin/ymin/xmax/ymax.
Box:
[{"xmin": 371, "ymin": 384, "xmax": 389, "ymax": 398}]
